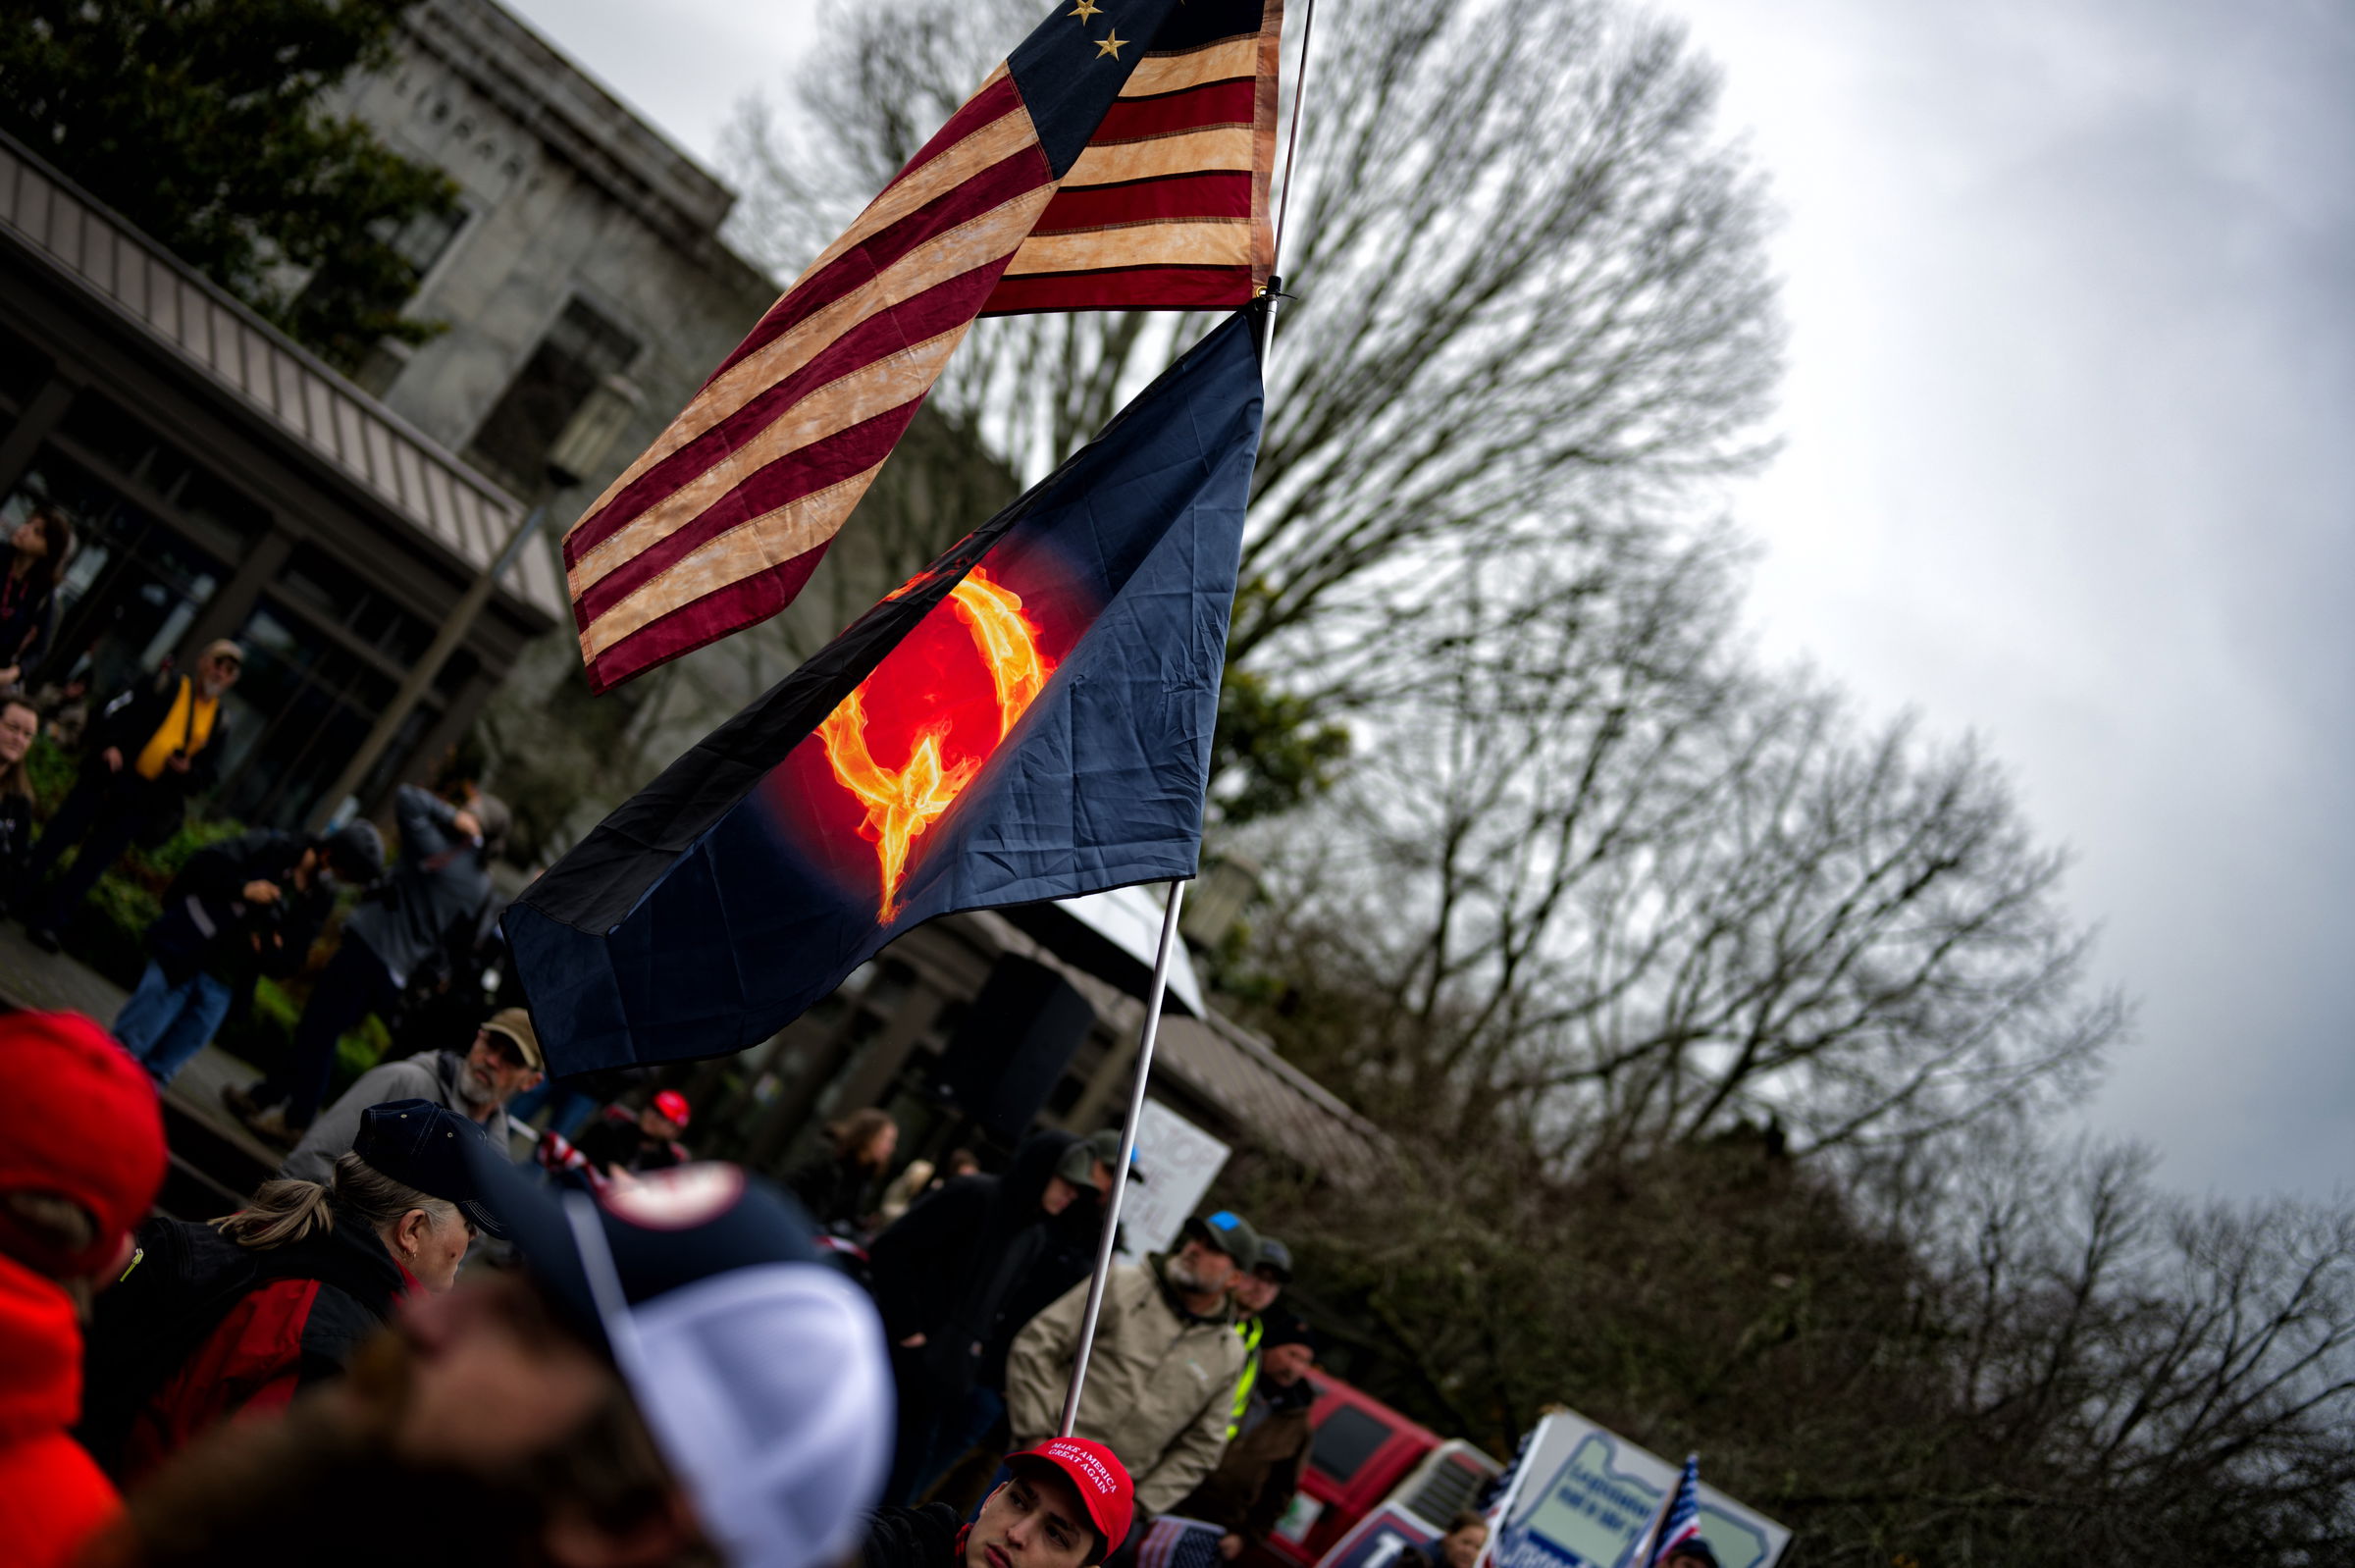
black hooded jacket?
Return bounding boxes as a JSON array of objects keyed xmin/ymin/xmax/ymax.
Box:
[
  {"xmin": 860, "ymin": 1502, "xmax": 965, "ymax": 1568},
  {"xmin": 144, "ymin": 829, "xmax": 337, "ymax": 1014},
  {"xmin": 75, "ymin": 1205, "xmax": 407, "ymax": 1478},
  {"xmin": 979, "ymin": 1186, "xmax": 1110, "ymax": 1391},
  {"xmin": 866, "ymin": 1129, "xmax": 1086, "ymax": 1398}
]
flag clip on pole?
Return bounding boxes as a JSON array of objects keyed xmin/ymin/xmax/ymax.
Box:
[{"xmin": 1058, "ymin": 879, "xmax": 1187, "ymax": 1437}]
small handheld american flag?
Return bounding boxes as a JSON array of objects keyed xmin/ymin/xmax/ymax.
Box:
[{"xmin": 1644, "ymin": 1455, "xmax": 1703, "ymax": 1567}]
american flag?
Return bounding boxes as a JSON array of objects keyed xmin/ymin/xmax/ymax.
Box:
[
  {"xmin": 1645, "ymin": 1455, "xmax": 1703, "ymax": 1566},
  {"xmin": 1137, "ymin": 1516, "xmax": 1229, "ymax": 1568},
  {"xmin": 563, "ymin": 0, "xmax": 1282, "ymax": 693}
]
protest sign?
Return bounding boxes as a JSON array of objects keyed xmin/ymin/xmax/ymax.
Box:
[{"xmin": 1490, "ymin": 1412, "xmax": 1789, "ymax": 1568}]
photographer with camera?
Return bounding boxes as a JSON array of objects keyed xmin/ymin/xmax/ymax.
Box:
[
  {"xmin": 228, "ymin": 781, "xmax": 510, "ymax": 1143},
  {"xmin": 112, "ymin": 821, "xmax": 387, "ymax": 1089}
]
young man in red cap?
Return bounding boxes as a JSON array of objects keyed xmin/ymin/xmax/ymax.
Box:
[
  {"xmin": 565, "ymin": 1088, "xmax": 695, "ymax": 1180},
  {"xmin": 860, "ymin": 1437, "xmax": 1134, "ymax": 1568},
  {"xmin": 0, "ymin": 1011, "xmax": 169, "ymax": 1567}
]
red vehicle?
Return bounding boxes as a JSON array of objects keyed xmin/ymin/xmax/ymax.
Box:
[{"xmin": 1247, "ymin": 1372, "xmax": 1498, "ymax": 1568}]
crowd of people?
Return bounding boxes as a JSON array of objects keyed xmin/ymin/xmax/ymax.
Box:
[
  {"xmin": 0, "ymin": 995, "xmax": 1321, "ymax": 1568},
  {"xmin": 0, "ymin": 979, "xmax": 1742, "ymax": 1568},
  {"xmin": 0, "ymin": 599, "xmax": 1732, "ymax": 1568}
]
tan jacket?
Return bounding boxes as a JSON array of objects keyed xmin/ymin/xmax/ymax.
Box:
[{"xmin": 1005, "ymin": 1257, "xmax": 1250, "ymax": 1516}]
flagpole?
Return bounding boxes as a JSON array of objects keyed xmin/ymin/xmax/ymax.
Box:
[
  {"xmin": 1058, "ymin": 877, "xmax": 1186, "ymax": 1435},
  {"xmin": 1057, "ymin": 0, "xmax": 1320, "ymax": 1441},
  {"xmin": 1256, "ymin": 0, "xmax": 1320, "ymax": 363}
]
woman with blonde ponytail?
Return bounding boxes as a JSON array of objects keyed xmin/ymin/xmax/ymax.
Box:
[{"xmin": 75, "ymin": 1101, "xmax": 506, "ymax": 1483}]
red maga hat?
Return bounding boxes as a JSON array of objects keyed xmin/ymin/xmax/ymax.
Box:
[
  {"xmin": 653, "ymin": 1089, "xmax": 692, "ymax": 1127},
  {"xmin": 0, "ymin": 1012, "xmax": 166, "ymax": 1275},
  {"xmin": 1007, "ymin": 1437, "xmax": 1133, "ymax": 1556}
]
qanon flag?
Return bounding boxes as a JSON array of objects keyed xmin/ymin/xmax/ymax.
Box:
[{"xmin": 506, "ymin": 310, "xmax": 1264, "ymax": 1072}]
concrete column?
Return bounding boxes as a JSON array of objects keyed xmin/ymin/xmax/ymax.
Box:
[
  {"xmin": 174, "ymin": 527, "xmax": 293, "ymax": 664},
  {"xmin": 0, "ymin": 376, "xmax": 79, "ymax": 499},
  {"xmin": 827, "ymin": 990, "xmax": 945, "ymax": 1120},
  {"xmin": 1062, "ymin": 1006, "xmax": 1144, "ymax": 1134},
  {"xmin": 374, "ymin": 663, "xmax": 497, "ymax": 815}
]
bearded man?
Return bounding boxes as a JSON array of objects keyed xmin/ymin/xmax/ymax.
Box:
[
  {"xmin": 1003, "ymin": 1212, "xmax": 1259, "ymax": 1546},
  {"xmin": 276, "ymin": 1008, "xmax": 544, "ymax": 1185}
]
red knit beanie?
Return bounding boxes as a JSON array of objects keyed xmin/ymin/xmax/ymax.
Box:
[{"xmin": 0, "ymin": 1011, "xmax": 167, "ymax": 1276}]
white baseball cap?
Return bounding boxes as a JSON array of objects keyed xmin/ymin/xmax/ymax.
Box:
[{"xmin": 464, "ymin": 1149, "xmax": 893, "ymax": 1568}]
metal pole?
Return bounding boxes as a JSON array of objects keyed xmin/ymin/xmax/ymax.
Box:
[
  {"xmin": 305, "ymin": 502, "xmax": 547, "ymax": 832},
  {"xmin": 1058, "ymin": 878, "xmax": 1186, "ymax": 1437},
  {"xmin": 1268, "ymin": 0, "xmax": 1320, "ymax": 272},
  {"xmin": 1058, "ymin": 0, "xmax": 1319, "ymax": 1440}
]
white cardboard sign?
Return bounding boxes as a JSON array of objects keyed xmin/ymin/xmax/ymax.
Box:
[{"xmin": 1114, "ymin": 1098, "xmax": 1231, "ymax": 1258}]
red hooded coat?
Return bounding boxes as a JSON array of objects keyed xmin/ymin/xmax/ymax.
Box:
[{"xmin": 0, "ymin": 1253, "xmax": 119, "ymax": 1567}]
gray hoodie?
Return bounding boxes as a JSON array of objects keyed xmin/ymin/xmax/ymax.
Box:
[
  {"xmin": 279, "ymin": 1048, "xmax": 513, "ymax": 1186},
  {"xmin": 342, "ymin": 785, "xmax": 493, "ymax": 987}
]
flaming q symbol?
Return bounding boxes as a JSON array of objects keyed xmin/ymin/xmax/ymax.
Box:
[{"xmin": 817, "ymin": 568, "xmax": 1052, "ymax": 922}]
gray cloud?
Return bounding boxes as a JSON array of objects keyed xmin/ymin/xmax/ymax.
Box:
[{"xmin": 1675, "ymin": 0, "xmax": 2355, "ymax": 1197}]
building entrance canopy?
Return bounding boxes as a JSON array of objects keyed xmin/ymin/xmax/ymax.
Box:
[{"xmin": 999, "ymin": 883, "xmax": 1206, "ymax": 1019}]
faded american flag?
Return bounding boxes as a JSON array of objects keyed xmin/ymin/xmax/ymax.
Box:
[{"xmin": 563, "ymin": 0, "xmax": 1282, "ymax": 693}]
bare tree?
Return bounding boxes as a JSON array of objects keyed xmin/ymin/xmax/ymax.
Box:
[
  {"xmin": 1230, "ymin": 1125, "xmax": 2355, "ymax": 1568},
  {"xmin": 1231, "ymin": 528, "xmax": 2121, "ymax": 1163},
  {"xmin": 726, "ymin": 0, "xmax": 1783, "ymax": 798}
]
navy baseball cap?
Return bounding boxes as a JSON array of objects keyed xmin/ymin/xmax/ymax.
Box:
[
  {"xmin": 455, "ymin": 1133, "xmax": 823, "ymax": 1340},
  {"xmin": 354, "ymin": 1099, "xmax": 507, "ymax": 1239},
  {"xmin": 1256, "ymin": 1236, "xmax": 1294, "ymax": 1281},
  {"xmin": 455, "ymin": 1141, "xmax": 894, "ymax": 1568},
  {"xmin": 1182, "ymin": 1209, "xmax": 1262, "ymax": 1269}
]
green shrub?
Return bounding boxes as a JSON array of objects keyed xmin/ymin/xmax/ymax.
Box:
[{"xmin": 26, "ymin": 733, "xmax": 76, "ymax": 810}]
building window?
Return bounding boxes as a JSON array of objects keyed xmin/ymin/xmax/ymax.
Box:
[
  {"xmin": 4, "ymin": 449, "xmax": 226, "ymax": 698},
  {"xmin": 275, "ymin": 544, "xmax": 435, "ymax": 667},
  {"xmin": 205, "ymin": 547, "xmax": 474, "ymax": 828},
  {"xmin": 465, "ymin": 297, "xmax": 642, "ymax": 498},
  {"xmin": 55, "ymin": 393, "xmax": 268, "ymax": 557},
  {"xmin": 374, "ymin": 203, "xmax": 471, "ymax": 283}
]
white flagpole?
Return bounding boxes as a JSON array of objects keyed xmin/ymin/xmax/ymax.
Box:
[
  {"xmin": 1059, "ymin": 878, "xmax": 1186, "ymax": 1434},
  {"xmin": 1056, "ymin": 0, "xmax": 1322, "ymax": 1441}
]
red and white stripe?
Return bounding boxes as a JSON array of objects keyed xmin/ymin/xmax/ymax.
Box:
[
  {"xmin": 564, "ymin": 4, "xmax": 1282, "ymax": 693},
  {"xmin": 563, "ymin": 74, "xmax": 1056, "ymax": 692}
]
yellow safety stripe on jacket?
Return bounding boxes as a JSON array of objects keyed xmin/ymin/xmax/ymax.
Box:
[{"xmin": 1227, "ymin": 1313, "xmax": 1266, "ymax": 1437}]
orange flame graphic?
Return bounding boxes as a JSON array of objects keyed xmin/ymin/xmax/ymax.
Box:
[{"xmin": 817, "ymin": 568, "xmax": 1052, "ymax": 921}]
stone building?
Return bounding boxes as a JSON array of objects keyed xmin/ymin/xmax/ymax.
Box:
[
  {"xmin": 0, "ymin": 0, "xmax": 779, "ymax": 829},
  {"xmin": 325, "ymin": 0, "xmax": 776, "ymax": 518},
  {"xmin": 0, "ymin": 137, "xmax": 560, "ymax": 828}
]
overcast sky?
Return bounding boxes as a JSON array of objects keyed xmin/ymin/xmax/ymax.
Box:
[{"xmin": 500, "ymin": 0, "xmax": 2354, "ymax": 1201}]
